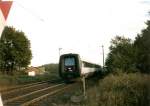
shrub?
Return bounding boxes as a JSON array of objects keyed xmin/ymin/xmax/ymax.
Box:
[
  {"xmin": 100, "ymin": 73, "xmax": 150, "ymax": 106},
  {"xmin": 86, "ymin": 73, "xmax": 150, "ymax": 106}
]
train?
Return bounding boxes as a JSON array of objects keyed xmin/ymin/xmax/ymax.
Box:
[{"xmin": 59, "ymin": 53, "xmax": 102, "ymax": 82}]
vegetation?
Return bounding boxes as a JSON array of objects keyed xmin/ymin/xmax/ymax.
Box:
[
  {"xmin": 0, "ymin": 72, "xmax": 57, "ymax": 91},
  {"xmin": 89, "ymin": 19, "xmax": 150, "ymax": 106},
  {"xmin": 0, "ymin": 63, "xmax": 59, "ymax": 91},
  {"xmin": 0, "ymin": 26, "xmax": 32, "ymax": 74},
  {"xmin": 105, "ymin": 20, "xmax": 150, "ymax": 74},
  {"xmin": 42, "ymin": 63, "xmax": 59, "ymax": 78},
  {"xmin": 134, "ymin": 20, "xmax": 150, "ymax": 73},
  {"xmin": 0, "ymin": 11, "xmax": 149, "ymax": 106},
  {"xmin": 43, "ymin": 63, "xmax": 58, "ymax": 72},
  {"xmin": 83, "ymin": 17, "xmax": 150, "ymax": 106},
  {"xmin": 85, "ymin": 73, "xmax": 150, "ymax": 106},
  {"xmin": 105, "ymin": 36, "xmax": 136, "ymax": 73}
]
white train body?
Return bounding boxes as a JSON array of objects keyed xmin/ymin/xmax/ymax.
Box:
[{"xmin": 59, "ymin": 53, "xmax": 101, "ymax": 81}]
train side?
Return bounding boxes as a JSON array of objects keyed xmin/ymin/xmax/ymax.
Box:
[
  {"xmin": 59, "ymin": 53, "xmax": 101, "ymax": 82},
  {"xmin": 81, "ymin": 61, "xmax": 101, "ymax": 77}
]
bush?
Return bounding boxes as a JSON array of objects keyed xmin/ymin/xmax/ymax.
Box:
[{"xmin": 86, "ymin": 73, "xmax": 150, "ymax": 106}]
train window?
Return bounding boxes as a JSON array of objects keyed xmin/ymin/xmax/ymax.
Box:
[{"xmin": 64, "ymin": 57, "xmax": 75, "ymax": 66}]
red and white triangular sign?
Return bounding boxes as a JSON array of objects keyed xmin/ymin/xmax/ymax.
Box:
[
  {"xmin": 0, "ymin": 1, "xmax": 13, "ymax": 36},
  {"xmin": 0, "ymin": 1, "xmax": 13, "ymax": 20}
]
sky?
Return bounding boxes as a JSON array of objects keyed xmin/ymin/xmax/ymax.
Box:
[{"xmin": 4, "ymin": 0, "xmax": 150, "ymax": 66}]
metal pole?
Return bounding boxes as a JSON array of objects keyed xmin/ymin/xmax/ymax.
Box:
[
  {"xmin": 82, "ymin": 75, "xmax": 86, "ymax": 98},
  {"xmin": 102, "ymin": 45, "xmax": 104, "ymax": 69},
  {"xmin": 59, "ymin": 48, "xmax": 62, "ymax": 57}
]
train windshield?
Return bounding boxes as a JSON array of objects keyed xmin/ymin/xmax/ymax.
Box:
[{"xmin": 64, "ymin": 57, "xmax": 75, "ymax": 66}]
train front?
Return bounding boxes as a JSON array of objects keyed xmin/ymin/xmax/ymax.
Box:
[{"xmin": 59, "ymin": 54, "xmax": 81, "ymax": 82}]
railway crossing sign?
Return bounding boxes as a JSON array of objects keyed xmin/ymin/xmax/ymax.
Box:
[{"xmin": 0, "ymin": 1, "xmax": 13, "ymax": 36}]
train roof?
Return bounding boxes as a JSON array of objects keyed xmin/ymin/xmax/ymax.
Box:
[
  {"xmin": 60, "ymin": 53, "xmax": 79, "ymax": 57},
  {"xmin": 82, "ymin": 61, "xmax": 101, "ymax": 67},
  {"xmin": 60, "ymin": 53, "xmax": 101, "ymax": 67}
]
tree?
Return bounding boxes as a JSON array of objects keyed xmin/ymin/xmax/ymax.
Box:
[
  {"xmin": 0, "ymin": 26, "xmax": 32, "ymax": 74},
  {"xmin": 134, "ymin": 20, "xmax": 150, "ymax": 73},
  {"xmin": 105, "ymin": 36, "xmax": 137, "ymax": 73}
]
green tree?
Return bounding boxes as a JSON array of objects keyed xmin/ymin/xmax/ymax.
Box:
[
  {"xmin": 134, "ymin": 20, "xmax": 150, "ymax": 73},
  {"xmin": 105, "ymin": 36, "xmax": 137, "ymax": 73},
  {"xmin": 0, "ymin": 26, "xmax": 32, "ymax": 74},
  {"xmin": 43, "ymin": 63, "xmax": 58, "ymax": 73}
]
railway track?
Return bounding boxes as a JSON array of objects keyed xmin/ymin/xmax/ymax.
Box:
[
  {"xmin": 1, "ymin": 79, "xmax": 61, "ymax": 93},
  {"xmin": 1, "ymin": 81, "xmax": 47, "ymax": 94},
  {"xmin": 1, "ymin": 80, "xmax": 72, "ymax": 106}
]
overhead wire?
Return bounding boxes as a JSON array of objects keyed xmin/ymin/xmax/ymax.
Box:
[{"xmin": 13, "ymin": 1, "xmax": 45, "ymax": 22}]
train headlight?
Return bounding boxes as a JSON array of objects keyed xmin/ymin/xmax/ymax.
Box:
[{"xmin": 68, "ymin": 67, "xmax": 72, "ymax": 71}]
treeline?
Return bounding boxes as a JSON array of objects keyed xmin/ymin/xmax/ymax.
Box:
[
  {"xmin": 42, "ymin": 63, "xmax": 58, "ymax": 75},
  {"xmin": 105, "ymin": 20, "xmax": 150, "ymax": 74},
  {"xmin": 0, "ymin": 26, "xmax": 32, "ymax": 74},
  {"xmin": 85, "ymin": 19, "xmax": 150, "ymax": 106}
]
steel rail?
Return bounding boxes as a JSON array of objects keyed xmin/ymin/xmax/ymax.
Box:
[
  {"xmin": 2, "ymin": 82, "xmax": 48, "ymax": 95},
  {"xmin": 21, "ymin": 85, "xmax": 71, "ymax": 106},
  {"xmin": 3, "ymin": 83, "xmax": 65, "ymax": 104},
  {"xmin": 1, "ymin": 81, "xmax": 47, "ymax": 93}
]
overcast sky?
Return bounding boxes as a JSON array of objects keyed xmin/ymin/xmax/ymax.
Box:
[{"xmin": 6, "ymin": 0, "xmax": 150, "ymax": 66}]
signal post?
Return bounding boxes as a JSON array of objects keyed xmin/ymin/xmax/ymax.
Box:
[{"xmin": 82, "ymin": 75, "xmax": 86, "ymax": 99}]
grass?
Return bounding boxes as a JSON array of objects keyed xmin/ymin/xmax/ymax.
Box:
[
  {"xmin": 34, "ymin": 72, "xmax": 150, "ymax": 106},
  {"xmin": 1, "ymin": 71, "xmax": 149, "ymax": 106},
  {"xmin": 85, "ymin": 73, "xmax": 150, "ymax": 106},
  {"xmin": 0, "ymin": 72, "xmax": 59, "ymax": 91}
]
